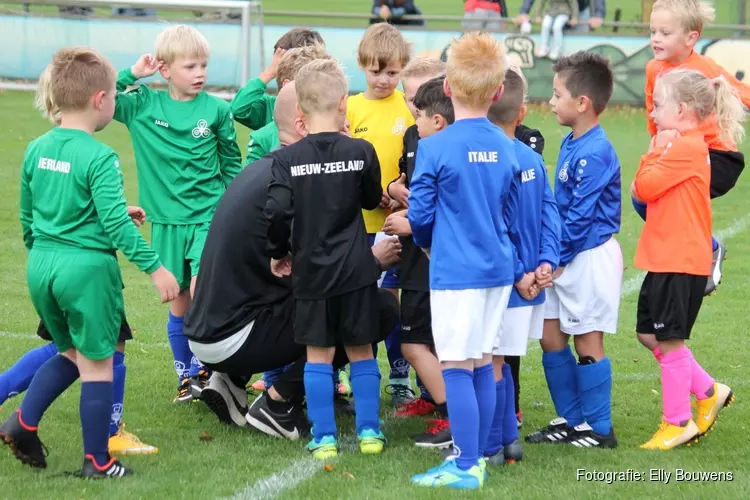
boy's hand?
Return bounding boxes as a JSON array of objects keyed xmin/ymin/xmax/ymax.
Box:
[
  {"xmin": 569, "ymin": 18, "xmax": 578, "ymax": 26},
  {"xmin": 372, "ymin": 236, "xmax": 402, "ymax": 270},
  {"xmin": 389, "ymin": 173, "xmax": 410, "ymax": 208},
  {"xmin": 127, "ymin": 206, "xmax": 146, "ymax": 227},
  {"xmin": 259, "ymin": 48, "xmax": 286, "ymax": 85},
  {"xmin": 514, "ymin": 14, "xmax": 530, "ymax": 24},
  {"xmin": 271, "ymin": 254, "xmax": 292, "ymax": 277},
  {"xmin": 553, "ymin": 266, "xmax": 565, "ymax": 279},
  {"xmin": 654, "ymin": 129, "xmax": 680, "ymax": 148},
  {"xmin": 515, "ymin": 272, "xmax": 538, "ymax": 300},
  {"xmin": 379, "ymin": 4, "xmax": 391, "ymax": 19},
  {"xmin": 379, "ymin": 192, "xmax": 392, "ymax": 209},
  {"xmin": 589, "ymin": 17, "xmax": 603, "ymax": 29},
  {"xmin": 383, "ymin": 210, "xmax": 412, "ymax": 237},
  {"xmin": 149, "ymin": 266, "xmax": 180, "ymax": 303},
  {"xmin": 131, "ymin": 54, "xmax": 160, "ymax": 79},
  {"xmin": 535, "ymin": 263, "xmax": 554, "ymax": 288}
]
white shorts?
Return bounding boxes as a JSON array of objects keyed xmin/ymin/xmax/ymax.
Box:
[
  {"xmin": 493, "ymin": 304, "xmax": 545, "ymax": 356},
  {"xmin": 544, "ymin": 237, "xmax": 623, "ymax": 335},
  {"xmin": 431, "ymin": 286, "xmax": 512, "ymax": 362}
]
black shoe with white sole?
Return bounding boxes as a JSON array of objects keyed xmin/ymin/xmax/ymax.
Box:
[
  {"xmin": 201, "ymin": 372, "xmax": 249, "ymax": 427},
  {"xmin": 525, "ymin": 417, "xmax": 576, "ymax": 444},
  {"xmin": 246, "ymin": 392, "xmax": 310, "ymax": 441},
  {"xmin": 68, "ymin": 455, "xmax": 132, "ymax": 479},
  {"xmin": 563, "ymin": 423, "xmax": 617, "ymax": 449},
  {"xmin": 190, "ymin": 369, "xmax": 211, "ymax": 401}
]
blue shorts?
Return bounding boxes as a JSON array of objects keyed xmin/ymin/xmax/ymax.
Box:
[{"xmin": 368, "ymin": 233, "xmax": 400, "ymax": 289}]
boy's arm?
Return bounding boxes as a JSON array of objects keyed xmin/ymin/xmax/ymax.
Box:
[
  {"xmin": 264, "ymin": 156, "xmax": 294, "ymax": 259},
  {"xmin": 387, "ymin": 133, "xmax": 409, "ymax": 197},
  {"xmin": 230, "ymin": 80, "xmax": 274, "ymax": 130},
  {"xmin": 592, "ymin": 0, "xmax": 606, "ymax": 18},
  {"xmin": 517, "ymin": 125, "xmax": 546, "ymax": 156},
  {"xmin": 407, "ymin": 142, "xmax": 438, "ymax": 249},
  {"xmin": 362, "ymin": 143, "xmax": 384, "ymax": 210},
  {"xmin": 19, "ymin": 156, "xmax": 34, "ymax": 250},
  {"xmin": 644, "ymin": 62, "xmax": 659, "ymax": 136},
  {"xmin": 89, "ymin": 153, "xmax": 161, "ymax": 274},
  {"xmin": 216, "ymin": 105, "xmax": 243, "ymax": 188},
  {"xmin": 633, "ymin": 139, "xmax": 704, "ymax": 202},
  {"xmin": 568, "ymin": 0, "xmax": 579, "ymax": 19},
  {"xmin": 538, "ymin": 165, "xmax": 561, "ymax": 270},
  {"xmin": 114, "ymin": 68, "xmax": 149, "ymax": 125},
  {"xmin": 503, "ymin": 166, "xmax": 527, "ymax": 283}
]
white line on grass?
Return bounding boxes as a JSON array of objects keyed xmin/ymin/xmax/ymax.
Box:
[{"xmin": 223, "ymin": 459, "xmax": 322, "ymax": 500}]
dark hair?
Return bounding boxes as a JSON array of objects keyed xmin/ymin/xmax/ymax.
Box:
[
  {"xmin": 274, "ymin": 28, "xmax": 325, "ymax": 51},
  {"xmin": 413, "ymin": 76, "xmax": 455, "ymax": 124},
  {"xmin": 553, "ymin": 51, "xmax": 613, "ymax": 115},
  {"xmin": 488, "ymin": 68, "xmax": 526, "ymax": 126}
]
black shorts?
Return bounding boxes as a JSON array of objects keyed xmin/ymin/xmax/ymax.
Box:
[
  {"xmin": 400, "ymin": 289, "xmax": 433, "ymax": 345},
  {"xmin": 709, "ymin": 149, "xmax": 745, "ymax": 199},
  {"xmin": 36, "ymin": 318, "xmax": 133, "ymax": 343},
  {"xmin": 636, "ymin": 272, "xmax": 707, "ymax": 341},
  {"xmin": 295, "ymin": 284, "xmax": 380, "ymax": 347}
]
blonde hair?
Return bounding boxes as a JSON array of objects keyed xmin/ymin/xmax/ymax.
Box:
[
  {"xmin": 652, "ymin": 0, "xmax": 716, "ymax": 33},
  {"xmin": 357, "ymin": 23, "xmax": 411, "ymax": 71},
  {"xmin": 295, "ymin": 59, "xmax": 348, "ymax": 115},
  {"xmin": 276, "ymin": 44, "xmax": 330, "ymax": 88},
  {"xmin": 35, "ymin": 46, "xmax": 116, "ymax": 124},
  {"xmin": 401, "ymin": 56, "xmax": 446, "ymax": 81},
  {"xmin": 446, "ymin": 32, "xmax": 507, "ymax": 109},
  {"xmin": 656, "ymin": 68, "xmax": 747, "ymax": 147},
  {"xmin": 155, "ymin": 25, "xmax": 210, "ymax": 65}
]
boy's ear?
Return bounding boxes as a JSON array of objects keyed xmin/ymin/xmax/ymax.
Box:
[
  {"xmin": 517, "ymin": 104, "xmax": 528, "ymax": 126},
  {"xmin": 339, "ymin": 95, "xmax": 347, "ymax": 114},
  {"xmin": 492, "ymin": 84, "xmax": 505, "ymax": 103},
  {"xmin": 577, "ymin": 95, "xmax": 591, "ymax": 114},
  {"xmin": 92, "ymin": 90, "xmax": 107, "ymax": 110},
  {"xmin": 281, "ymin": 79, "xmax": 292, "ymax": 88},
  {"xmin": 443, "ymin": 78, "xmax": 452, "ymax": 97},
  {"xmin": 295, "ymin": 102, "xmax": 305, "ymax": 120},
  {"xmin": 434, "ymin": 113, "xmax": 447, "ymax": 131},
  {"xmin": 686, "ymin": 30, "xmax": 700, "ymax": 49},
  {"xmin": 158, "ymin": 65, "xmax": 170, "ymax": 79}
]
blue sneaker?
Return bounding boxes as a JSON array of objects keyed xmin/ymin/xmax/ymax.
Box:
[
  {"xmin": 305, "ymin": 435, "xmax": 338, "ymax": 460},
  {"xmin": 411, "ymin": 460, "xmax": 484, "ymax": 489},
  {"xmin": 358, "ymin": 428, "xmax": 386, "ymax": 454}
]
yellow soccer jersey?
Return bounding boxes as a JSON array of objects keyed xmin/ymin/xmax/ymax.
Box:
[{"xmin": 347, "ymin": 90, "xmax": 414, "ymax": 233}]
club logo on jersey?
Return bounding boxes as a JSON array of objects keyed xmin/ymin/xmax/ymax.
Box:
[
  {"xmin": 192, "ymin": 119, "xmax": 211, "ymax": 139},
  {"xmin": 391, "ymin": 118, "xmax": 406, "ymax": 135},
  {"xmin": 579, "ymin": 159, "xmax": 587, "ymax": 167},
  {"xmin": 558, "ymin": 161, "xmax": 569, "ymax": 182}
]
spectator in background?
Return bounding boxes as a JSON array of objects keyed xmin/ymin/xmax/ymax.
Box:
[
  {"xmin": 535, "ymin": 0, "xmax": 578, "ymax": 60},
  {"xmin": 462, "ymin": 0, "xmax": 507, "ymax": 31},
  {"xmin": 371, "ymin": 0, "xmax": 425, "ymax": 26},
  {"xmin": 515, "ymin": 0, "xmax": 605, "ymax": 32}
]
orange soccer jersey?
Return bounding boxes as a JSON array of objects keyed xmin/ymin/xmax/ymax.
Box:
[
  {"xmin": 633, "ymin": 129, "xmax": 712, "ymax": 276},
  {"xmin": 645, "ymin": 51, "xmax": 750, "ymax": 151}
]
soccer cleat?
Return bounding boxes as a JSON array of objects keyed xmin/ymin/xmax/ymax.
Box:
[
  {"xmin": 640, "ymin": 420, "xmax": 699, "ymax": 450},
  {"xmin": 249, "ymin": 379, "xmax": 266, "ymax": 392},
  {"xmin": 411, "ymin": 459, "xmax": 484, "ymax": 490},
  {"xmin": 246, "ymin": 391, "xmax": 309, "ymax": 440},
  {"xmin": 386, "ymin": 383, "xmax": 416, "ymax": 407},
  {"xmin": 70, "ymin": 454, "xmax": 132, "ymax": 479},
  {"xmin": 359, "ymin": 428, "xmax": 386, "ymax": 454},
  {"xmin": 108, "ymin": 424, "xmax": 158, "ymax": 455},
  {"xmin": 696, "ymin": 383, "xmax": 734, "ymax": 436},
  {"xmin": 395, "ymin": 397, "xmax": 436, "ymax": 418},
  {"xmin": 504, "ymin": 439, "xmax": 524, "ymax": 463},
  {"xmin": 413, "ymin": 418, "xmax": 453, "ymax": 448},
  {"xmin": 190, "ymin": 369, "xmax": 210, "ymax": 401},
  {"xmin": 173, "ymin": 378, "xmax": 192, "ymax": 404},
  {"xmin": 564, "ymin": 423, "xmax": 618, "ymax": 449},
  {"xmin": 0, "ymin": 410, "xmax": 48, "ymax": 468},
  {"xmin": 525, "ymin": 417, "xmax": 575, "ymax": 444},
  {"xmin": 201, "ymin": 372, "xmax": 249, "ymax": 427},
  {"xmin": 705, "ymin": 241, "xmax": 727, "ymax": 296},
  {"xmin": 306, "ymin": 435, "xmax": 338, "ymax": 460},
  {"xmin": 337, "ymin": 370, "xmax": 352, "ymax": 396},
  {"xmin": 516, "ymin": 410, "xmax": 523, "ymax": 429},
  {"xmin": 333, "ymin": 392, "xmax": 355, "ymax": 416}
]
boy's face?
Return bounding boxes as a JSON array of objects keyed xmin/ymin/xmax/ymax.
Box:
[
  {"xmin": 362, "ymin": 60, "xmax": 403, "ymax": 99},
  {"xmin": 403, "ymin": 75, "xmax": 438, "ymax": 118},
  {"xmin": 651, "ymin": 84, "xmax": 681, "ymax": 132},
  {"xmin": 650, "ymin": 9, "xmax": 698, "ymax": 62},
  {"xmin": 415, "ymin": 108, "xmax": 440, "ymax": 138},
  {"xmin": 550, "ymin": 74, "xmax": 581, "ymax": 126},
  {"xmin": 161, "ymin": 56, "xmax": 209, "ymax": 97},
  {"xmin": 94, "ymin": 84, "xmax": 116, "ymax": 132}
]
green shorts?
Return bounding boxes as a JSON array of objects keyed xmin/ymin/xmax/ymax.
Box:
[
  {"xmin": 151, "ymin": 223, "xmax": 210, "ymax": 291},
  {"xmin": 26, "ymin": 247, "xmax": 124, "ymax": 361}
]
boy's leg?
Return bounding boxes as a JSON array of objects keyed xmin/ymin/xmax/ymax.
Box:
[
  {"xmin": 0, "ymin": 340, "xmax": 57, "ymax": 406},
  {"xmin": 538, "ymin": 15, "xmax": 554, "ymax": 55},
  {"xmin": 505, "ymin": 355, "xmax": 521, "ymax": 423},
  {"xmin": 550, "ymin": 14, "xmax": 569, "ymax": 57},
  {"xmin": 186, "ymin": 224, "xmax": 211, "ymax": 394}
]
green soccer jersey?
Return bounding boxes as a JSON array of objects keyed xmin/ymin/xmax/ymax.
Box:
[
  {"xmin": 230, "ymin": 77, "xmax": 276, "ymax": 131},
  {"xmin": 20, "ymin": 128, "xmax": 161, "ymax": 274},
  {"xmin": 115, "ymin": 69, "xmax": 243, "ymax": 224},
  {"xmin": 247, "ymin": 121, "xmax": 280, "ymax": 163}
]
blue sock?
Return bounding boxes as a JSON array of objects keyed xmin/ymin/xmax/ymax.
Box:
[
  {"xmin": 0, "ymin": 343, "xmax": 57, "ymax": 405},
  {"xmin": 349, "ymin": 359, "xmax": 381, "ymax": 434},
  {"xmin": 167, "ymin": 312, "xmax": 192, "ymax": 383},
  {"xmin": 385, "ymin": 323, "xmax": 410, "ymax": 382},
  {"xmin": 416, "ymin": 374, "xmax": 433, "ymax": 403},
  {"xmin": 304, "ymin": 363, "xmax": 336, "ymax": 441},
  {"xmin": 542, "ymin": 345, "xmax": 584, "ymax": 426},
  {"xmin": 80, "ymin": 381, "xmax": 113, "ymax": 466},
  {"xmin": 712, "ymin": 237, "xmax": 719, "ymax": 252},
  {"xmin": 443, "ymin": 368, "xmax": 478, "ymax": 470},
  {"xmin": 262, "ymin": 367, "xmax": 285, "ymax": 387},
  {"xmin": 485, "ymin": 376, "xmax": 506, "ymax": 457},
  {"xmin": 632, "ymin": 197, "xmax": 647, "ymax": 221},
  {"xmin": 576, "ymin": 357, "xmax": 613, "ymax": 435},
  {"xmin": 188, "ymin": 355, "xmax": 205, "ymax": 378},
  {"xmin": 19, "ymin": 354, "xmax": 79, "ymax": 427},
  {"xmin": 473, "ymin": 364, "xmax": 496, "ymax": 457},
  {"xmin": 110, "ymin": 352, "xmax": 126, "ymax": 437},
  {"xmin": 502, "ymin": 363, "xmax": 520, "ymax": 445}
]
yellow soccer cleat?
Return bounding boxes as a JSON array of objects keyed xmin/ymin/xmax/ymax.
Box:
[
  {"xmin": 358, "ymin": 429, "xmax": 386, "ymax": 454},
  {"xmin": 696, "ymin": 383, "xmax": 734, "ymax": 436},
  {"xmin": 109, "ymin": 424, "xmax": 158, "ymax": 455},
  {"xmin": 640, "ymin": 420, "xmax": 699, "ymax": 450},
  {"xmin": 306, "ymin": 435, "xmax": 338, "ymax": 460}
]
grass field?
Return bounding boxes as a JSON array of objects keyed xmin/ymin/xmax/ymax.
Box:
[{"xmin": 1, "ymin": 84, "xmax": 749, "ymax": 499}]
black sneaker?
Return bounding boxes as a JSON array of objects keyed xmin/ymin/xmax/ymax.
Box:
[
  {"xmin": 525, "ymin": 417, "xmax": 575, "ymax": 444},
  {"xmin": 173, "ymin": 378, "xmax": 192, "ymax": 404},
  {"xmin": 705, "ymin": 241, "xmax": 727, "ymax": 296},
  {"xmin": 413, "ymin": 418, "xmax": 453, "ymax": 448},
  {"xmin": 0, "ymin": 410, "xmax": 48, "ymax": 468},
  {"xmin": 563, "ymin": 423, "xmax": 618, "ymax": 449},
  {"xmin": 246, "ymin": 392, "xmax": 310, "ymax": 441},
  {"xmin": 334, "ymin": 392, "xmax": 355, "ymax": 416},
  {"xmin": 190, "ymin": 369, "xmax": 211, "ymax": 401},
  {"xmin": 201, "ymin": 372, "xmax": 248, "ymax": 427},
  {"xmin": 504, "ymin": 439, "xmax": 523, "ymax": 463},
  {"xmin": 69, "ymin": 455, "xmax": 132, "ymax": 479},
  {"xmin": 385, "ymin": 384, "xmax": 416, "ymax": 406}
]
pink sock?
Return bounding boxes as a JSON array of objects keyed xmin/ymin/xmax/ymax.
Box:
[
  {"xmin": 688, "ymin": 348, "xmax": 715, "ymax": 400},
  {"xmin": 660, "ymin": 347, "xmax": 692, "ymax": 425},
  {"xmin": 652, "ymin": 346, "xmax": 663, "ymax": 363}
]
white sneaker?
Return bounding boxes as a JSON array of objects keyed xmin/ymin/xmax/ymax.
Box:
[
  {"xmin": 200, "ymin": 372, "xmax": 249, "ymax": 427},
  {"xmin": 549, "ymin": 48, "xmax": 561, "ymax": 60},
  {"xmin": 536, "ymin": 45, "xmax": 550, "ymax": 58}
]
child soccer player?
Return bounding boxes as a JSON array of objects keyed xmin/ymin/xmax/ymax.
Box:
[
  {"xmin": 265, "ymin": 58, "xmax": 386, "ymax": 460},
  {"xmin": 0, "ymin": 47, "xmax": 179, "ymax": 477},
  {"xmin": 115, "ymin": 25, "xmax": 243, "ymax": 403},
  {"xmin": 484, "ymin": 65, "xmax": 560, "ymax": 465},
  {"xmin": 348, "ymin": 22, "xmax": 415, "ymax": 406},
  {"xmin": 642, "ymin": 0, "xmax": 750, "ymax": 296},
  {"xmin": 526, "ymin": 51, "xmax": 622, "ymax": 449},
  {"xmin": 408, "ymin": 32, "xmax": 536, "ymax": 490},
  {"xmin": 633, "ymin": 69, "xmax": 741, "ymax": 449},
  {"xmin": 383, "ymin": 76, "xmax": 454, "ymax": 450}
]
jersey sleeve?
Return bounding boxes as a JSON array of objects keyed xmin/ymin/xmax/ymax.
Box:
[
  {"xmin": 538, "ymin": 165, "xmax": 561, "ymax": 270},
  {"xmin": 264, "ymin": 155, "xmax": 294, "ymax": 259},
  {"xmin": 88, "ymin": 153, "xmax": 161, "ymax": 274},
  {"xmin": 114, "ymin": 68, "xmax": 149, "ymax": 125},
  {"xmin": 361, "ymin": 142, "xmax": 383, "ymax": 211},
  {"xmin": 634, "ymin": 138, "xmax": 706, "ymax": 202},
  {"xmin": 19, "ymin": 150, "xmax": 34, "ymax": 250},
  {"xmin": 230, "ymin": 78, "xmax": 273, "ymax": 130},
  {"xmin": 644, "ymin": 61, "xmax": 659, "ymax": 137},
  {"xmin": 407, "ymin": 141, "xmax": 438, "ymax": 249},
  {"xmin": 503, "ymin": 165, "xmax": 526, "ymax": 283},
  {"xmin": 216, "ymin": 104, "xmax": 243, "ymax": 188}
]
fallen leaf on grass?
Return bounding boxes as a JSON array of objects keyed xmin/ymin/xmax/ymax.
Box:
[
  {"xmin": 651, "ymin": 389, "xmax": 659, "ymax": 395},
  {"xmin": 344, "ymin": 472, "xmax": 356, "ymax": 480},
  {"xmin": 324, "ymin": 464, "xmax": 335, "ymax": 472},
  {"xmin": 633, "ymin": 359, "xmax": 639, "ymax": 363},
  {"xmin": 199, "ymin": 431, "xmax": 213, "ymax": 442}
]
